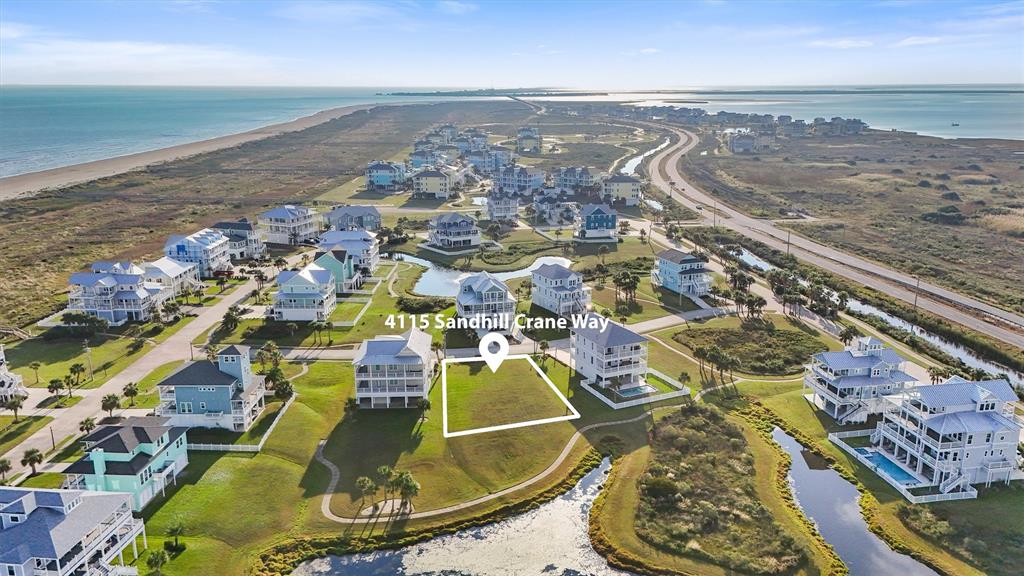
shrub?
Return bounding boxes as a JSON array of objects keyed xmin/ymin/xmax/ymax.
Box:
[{"xmin": 396, "ymin": 295, "xmax": 452, "ymax": 314}]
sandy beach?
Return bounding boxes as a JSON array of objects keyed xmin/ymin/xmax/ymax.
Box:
[{"xmin": 0, "ymin": 103, "xmax": 379, "ymax": 201}]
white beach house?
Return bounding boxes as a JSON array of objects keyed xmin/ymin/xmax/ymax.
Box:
[
  {"xmin": 651, "ymin": 249, "xmax": 711, "ymax": 297},
  {"xmin": 268, "ymin": 263, "xmax": 336, "ymax": 322},
  {"xmin": 486, "ymin": 188, "xmax": 519, "ymax": 222},
  {"xmin": 143, "ymin": 257, "xmax": 201, "ymax": 298},
  {"xmin": 496, "ymin": 164, "xmax": 545, "ymax": 195},
  {"xmin": 531, "ymin": 263, "xmax": 591, "ymax": 317},
  {"xmin": 325, "ymin": 205, "xmax": 382, "ymax": 231},
  {"xmin": 318, "ymin": 229, "xmax": 380, "ymax": 273},
  {"xmin": 456, "ymin": 271, "xmax": 518, "ymax": 336},
  {"xmin": 68, "ymin": 261, "xmax": 171, "ymax": 326},
  {"xmin": 603, "ymin": 174, "xmax": 643, "ymax": 206},
  {"xmin": 0, "ymin": 345, "xmax": 27, "ymax": 403},
  {"xmin": 353, "ymin": 326, "xmax": 436, "ymax": 409},
  {"xmin": 570, "ymin": 312, "xmax": 648, "ymax": 390},
  {"xmin": 212, "ymin": 218, "xmax": 266, "ymax": 260},
  {"xmin": 258, "ymin": 205, "xmax": 320, "ymax": 245},
  {"xmin": 164, "ymin": 228, "xmax": 231, "ymax": 278},
  {"xmin": 428, "ymin": 212, "xmax": 481, "ymax": 249},
  {"xmin": 804, "ymin": 337, "xmax": 918, "ymax": 424}
]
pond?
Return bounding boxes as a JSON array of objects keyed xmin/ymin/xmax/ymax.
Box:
[
  {"xmin": 771, "ymin": 428, "xmax": 937, "ymax": 576},
  {"xmin": 643, "ymin": 198, "xmax": 664, "ymax": 212},
  {"xmin": 292, "ymin": 458, "xmax": 635, "ymax": 576},
  {"xmin": 619, "ymin": 137, "xmax": 670, "ymax": 175},
  {"xmin": 395, "ymin": 254, "xmax": 572, "ymax": 297},
  {"xmin": 470, "ymin": 196, "xmax": 488, "ymax": 206}
]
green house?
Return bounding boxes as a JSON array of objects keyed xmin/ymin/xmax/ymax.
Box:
[
  {"xmin": 64, "ymin": 416, "xmax": 189, "ymax": 511},
  {"xmin": 314, "ymin": 248, "xmax": 362, "ymax": 293}
]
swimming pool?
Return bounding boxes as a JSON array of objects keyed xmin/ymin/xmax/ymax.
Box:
[
  {"xmin": 616, "ymin": 384, "xmax": 656, "ymax": 398},
  {"xmin": 855, "ymin": 448, "xmax": 920, "ymax": 485}
]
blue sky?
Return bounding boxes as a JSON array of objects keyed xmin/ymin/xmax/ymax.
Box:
[{"xmin": 2, "ymin": 1, "xmax": 1022, "ymax": 87}]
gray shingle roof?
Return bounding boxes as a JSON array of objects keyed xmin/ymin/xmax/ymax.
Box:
[
  {"xmin": 157, "ymin": 360, "xmax": 237, "ymax": 388},
  {"xmin": 532, "ymin": 263, "xmax": 577, "ymax": 281},
  {"xmin": 656, "ymin": 249, "xmax": 703, "ymax": 265},
  {"xmin": 572, "ymin": 313, "xmax": 647, "ymax": 347},
  {"xmin": 605, "ymin": 174, "xmax": 640, "ymax": 183},
  {"xmin": 579, "ymin": 203, "xmax": 614, "ymax": 218},
  {"xmin": 80, "ymin": 416, "xmax": 172, "ymax": 453},
  {"xmin": 66, "ymin": 427, "xmax": 187, "ymax": 476}
]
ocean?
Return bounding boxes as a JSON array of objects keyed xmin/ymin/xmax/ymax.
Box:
[{"xmin": 0, "ymin": 85, "xmax": 1021, "ymax": 178}]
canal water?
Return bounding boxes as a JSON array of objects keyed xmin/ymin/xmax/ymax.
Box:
[
  {"xmin": 726, "ymin": 248, "xmax": 1022, "ymax": 385},
  {"xmin": 395, "ymin": 254, "xmax": 572, "ymax": 298},
  {"xmin": 292, "ymin": 458, "xmax": 635, "ymax": 576},
  {"xmin": 771, "ymin": 428, "xmax": 937, "ymax": 576},
  {"xmin": 619, "ymin": 137, "xmax": 670, "ymax": 175}
]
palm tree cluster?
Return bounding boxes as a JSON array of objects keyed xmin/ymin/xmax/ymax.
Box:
[
  {"xmin": 612, "ymin": 271, "xmax": 640, "ymax": 304},
  {"xmin": 367, "ymin": 465, "xmax": 421, "ymax": 512},
  {"xmin": 309, "ymin": 320, "xmax": 332, "ymax": 346},
  {"xmin": 692, "ymin": 344, "xmax": 740, "ymax": 393}
]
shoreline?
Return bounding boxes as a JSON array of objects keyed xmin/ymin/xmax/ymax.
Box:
[{"xmin": 0, "ymin": 102, "xmax": 380, "ymax": 201}]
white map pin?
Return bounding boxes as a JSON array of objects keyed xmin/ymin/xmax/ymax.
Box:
[{"xmin": 478, "ymin": 332, "xmax": 510, "ymax": 373}]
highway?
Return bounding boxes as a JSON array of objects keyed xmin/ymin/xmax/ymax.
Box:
[{"xmin": 644, "ymin": 124, "xmax": 1024, "ymax": 350}]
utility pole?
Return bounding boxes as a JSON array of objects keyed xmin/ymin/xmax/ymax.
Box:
[
  {"xmin": 912, "ymin": 276, "xmax": 921, "ymax": 314},
  {"xmin": 50, "ymin": 426, "xmax": 56, "ymax": 451},
  {"xmin": 713, "ymin": 200, "xmax": 718, "ymax": 227},
  {"xmin": 786, "ymin": 230, "xmax": 791, "ymax": 255}
]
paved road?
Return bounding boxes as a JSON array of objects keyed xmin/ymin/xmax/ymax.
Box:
[{"xmin": 645, "ymin": 123, "xmax": 1024, "ymax": 349}]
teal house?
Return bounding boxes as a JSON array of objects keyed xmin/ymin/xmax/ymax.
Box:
[
  {"xmin": 64, "ymin": 416, "xmax": 189, "ymax": 511},
  {"xmin": 314, "ymin": 248, "xmax": 362, "ymax": 294}
]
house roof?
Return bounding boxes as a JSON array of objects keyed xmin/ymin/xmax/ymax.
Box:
[
  {"xmin": 145, "ymin": 256, "xmax": 196, "ymax": 277},
  {"xmin": 66, "ymin": 427, "xmax": 188, "ymax": 476},
  {"xmin": 415, "ymin": 169, "xmax": 447, "ymax": 178},
  {"xmin": 320, "ymin": 229, "xmax": 376, "ymax": 244},
  {"xmin": 605, "ymin": 174, "xmax": 640, "ymax": 184},
  {"xmin": 260, "ymin": 205, "xmax": 314, "ymax": 220},
  {"xmin": 0, "ymin": 489, "xmax": 132, "ymax": 565},
  {"xmin": 579, "ymin": 203, "xmax": 614, "ymax": 218},
  {"xmin": 354, "ymin": 326, "xmax": 433, "ymax": 366},
  {"xmin": 79, "ymin": 417, "xmax": 172, "ymax": 453},
  {"xmin": 572, "ymin": 313, "xmax": 647, "ymax": 347},
  {"xmin": 813, "ymin": 348, "xmax": 905, "ymax": 370},
  {"xmin": 915, "ymin": 378, "xmax": 1017, "ymax": 407},
  {"xmin": 278, "ymin": 264, "xmax": 333, "ymax": 287},
  {"xmin": 831, "ymin": 370, "xmax": 916, "ymax": 389},
  {"xmin": 432, "ymin": 212, "xmax": 475, "ymax": 226},
  {"xmin": 532, "ymin": 263, "xmax": 577, "ymax": 281},
  {"xmin": 219, "ymin": 345, "xmax": 250, "ymax": 357},
  {"xmin": 656, "ymin": 249, "xmax": 703, "ymax": 265},
  {"xmin": 92, "ymin": 261, "xmax": 144, "ymax": 275},
  {"xmin": 157, "ymin": 360, "xmax": 237, "ymax": 388},
  {"xmin": 328, "ymin": 205, "xmax": 380, "ymax": 219},
  {"xmin": 461, "ymin": 271, "xmax": 510, "ymax": 294},
  {"xmin": 367, "ymin": 161, "xmax": 399, "ymax": 172},
  {"xmin": 212, "ymin": 219, "xmax": 255, "ymax": 232},
  {"xmin": 315, "ymin": 249, "xmax": 350, "ymax": 265},
  {"xmin": 165, "ymin": 228, "xmax": 228, "ymax": 249},
  {"xmin": 921, "ymin": 411, "xmax": 1013, "ymax": 435}
]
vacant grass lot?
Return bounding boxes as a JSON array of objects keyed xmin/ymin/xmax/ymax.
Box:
[
  {"xmin": 680, "ymin": 129, "xmax": 1024, "ymax": 313},
  {"xmin": 5, "ymin": 334, "xmax": 144, "ymax": 390},
  {"xmin": 591, "ymin": 277, "xmax": 700, "ymax": 324},
  {"xmin": 444, "ymin": 359, "xmax": 571, "ymax": 433},
  {"xmin": 0, "ymin": 415, "xmax": 52, "ymax": 459}
]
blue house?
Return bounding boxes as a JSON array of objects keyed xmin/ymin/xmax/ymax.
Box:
[
  {"xmin": 365, "ymin": 161, "xmax": 408, "ymax": 192},
  {"xmin": 156, "ymin": 345, "xmax": 266, "ymax": 432},
  {"xmin": 575, "ymin": 204, "xmax": 617, "ymax": 239},
  {"xmin": 64, "ymin": 416, "xmax": 189, "ymax": 511},
  {"xmin": 651, "ymin": 249, "xmax": 711, "ymax": 297}
]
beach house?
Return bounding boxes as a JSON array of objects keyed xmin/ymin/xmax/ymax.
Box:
[
  {"xmin": 0, "ymin": 487, "xmax": 147, "ymax": 576},
  {"xmin": 313, "ymin": 249, "xmax": 362, "ymax": 294},
  {"xmin": 353, "ymin": 326, "xmax": 436, "ymax": 409},
  {"xmin": 257, "ymin": 205, "xmax": 320, "ymax": 245},
  {"xmin": 212, "ymin": 218, "xmax": 266, "ymax": 260},
  {"xmin": 531, "ymin": 263, "xmax": 591, "ymax": 317},
  {"xmin": 268, "ymin": 263, "xmax": 336, "ymax": 322},
  {"xmin": 428, "ymin": 212, "xmax": 481, "ymax": 249},
  {"xmin": 570, "ymin": 312, "xmax": 649, "ymax": 391},
  {"xmin": 365, "ymin": 161, "xmax": 408, "ymax": 192},
  {"xmin": 68, "ymin": 261, "xmax": 171, "ymax": 326},
  {"xmin": 603, "ymin": 174, "xmax": 643, "ymax": 206},
  {"xmin": 456, "ymin": 271, "xmax": 518, "ymax": 336},
  {"xmin": 164, "ymin": 228, "xmax": 231, "ymax": 278},
  {"xmin": 63, "ymin": 417, "xmax": 189, "ymax": 511},
  {"xmin": 575, "ymin": 203, "xmax": 617, "ymax": 239},
  {"xmin": 651, "ymin": 249, "xmax": 711, "ymax": 297},
  {"xmin": 156, "ymin": 345, "xmax": 266, "ymax": 432},
  {"xmin": 496, "ymin": 164, "xmax": 545, "ymax": 195},
  {"xmin": 486, "ymin": 188, "xmax": 519, "ymax": 222},
  {"xmin": 142, "ymin": 257, "xmax": 201, "ymax": 298},
  {"xmin": 325, "ymin": 205, "xmax": 381, "ymax": 231},
  {"xmin": 554, "ymin": 166, "xmax": 599, "ymax": 192},
  {"xmin": 516, "ymin": 127, "xmax": 542, "ymax": 152},
  {"xmin": 409, "ymin": 148, "xmax": 438, "ymax": 169},
  {"xmin": 804, "ymin": 337, "xmax": 918, "ymax": 424},
  {"xmin": 318, "ymin": 229, "xmax": 380, "ymax": 273},
  {"xmin": 864, "ymin": 376, "xmax": 1023, "ymax": 498},
  {"xmin": 532, "ymin": 195, "xmax": 578, "ymax": 226},
  {"xmin": 0, "ymin": 345, "xmax": 27, "ymax": 403},
  {"xmin": 412, "ymin": 168, "xmax": 453, "ymax": 199}
]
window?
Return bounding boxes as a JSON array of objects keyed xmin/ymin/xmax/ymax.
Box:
[
  {"xmin": 199, "ymin": 402, "xmax": 206, "ymax": 410},
  {"xmin": 179, "ymin": 402, "xmax": 193, "ymax": 414}
]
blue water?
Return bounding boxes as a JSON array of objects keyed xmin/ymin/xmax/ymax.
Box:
[
  {"xmin": 856, "ymin": 448, "xmax": 920, "ymax": 486},
  {"xmin": 0, "ymin": 86, "xmax": 460, "ymax": 177},
  {"xmin": 616, "ymin": 384, "xmax": 656, "ymax": 398}
]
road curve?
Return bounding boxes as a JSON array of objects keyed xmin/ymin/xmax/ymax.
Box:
[{"xmin": 645, "ymin": 124, "xmax": 1024, "ymax": 349}]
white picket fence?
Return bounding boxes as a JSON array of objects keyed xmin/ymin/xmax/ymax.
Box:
[
  {"xmin": 579, "ymin": 380, "xmax": 691, "ymax": 410},
  {"xmin": 188, "ymin": 393, "xmax": 298, "ymax": 453}
]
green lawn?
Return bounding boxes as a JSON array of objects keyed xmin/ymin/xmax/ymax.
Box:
[
  {"xmin": 6, "ymin": 333, "xmax": 146, "ymax": 390},
  {"xmin": 18, "ymin": 472, "xmax": 65, "ymax": 488},
  {"xmin": 645, "ymin": 339, "xmax": 704, "ymax": 394},
  {"xmin": 590, "ymin": 277, "xmax": 699, "ymax": 324},
  {"xmin": 133, "ymin": 361, "xmax": 183, "ymax": 409},
  {"xmin": 35, "ymin": 394, "xmax": 83, "ymax": 409},
  {"xmin": 329, "ymin": 299, "xmax": 370, "ymax": 322},
  {"xmin": 0, "ymin": 415, "xmax": 52, "ymax": 458},
  {"xmin": 444, "ymin": 358, "xmax": 572, "ymax": 433},
  {"xmin": 184, "ymin": 401, "xmax": 284, "ymax": 446}
]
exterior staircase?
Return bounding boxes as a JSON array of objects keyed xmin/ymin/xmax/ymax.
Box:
[
  {"xmin": 839, "ymin": 402, "xmax": 868, "ymax": 425},
  {"xmin": 870, "ymin": 422, "xmax": 882, "ymax": 445},
  {"xmin": 940, "ymin": 472, "xmax": 967, "ymax": 494}
]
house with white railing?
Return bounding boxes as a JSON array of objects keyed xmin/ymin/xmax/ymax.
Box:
[
  {"xmin": 1, "ymin": 487, "xmax": 147, "ymax": 576},
  {"xmin": 212, "ymin": 218, "xmax": 266, "ymax": 260},
  {"xmin": 142, "ymin": 257, "xmax": 201, "ymax": 298},
  {"xmin": 651, "ymin": 249, "xmax": 711, "ymax": 297},
  {"xmin": 496, "ymin": 164, "xmax": 545, "ymax": 195},
  {"xmin": 486, "ymin": 188, "xmax": 519, "ymax": 222},
  {"xmin": 318, "ymin": 229, "xmax": 380, "ymax": 273},
  {"xmin": 516, "ymin": 127, "xmax": 542, "ymax": 152},
  {"xmin": 531, "ymin": 263, "xmax": 591, "ymax": 317},
  {"xmin": 164, "ymin": 228, "xmax": 232, "ymax": 278},
  {"xmin": 257, "ymin": 205, "xmax": 320, "ymax": 245},
  {"xmin": 63, "ymin": 417, "xmax": 189, "ymax": 511},
  {"xmin": 0, "ymin": 345, "xmax": 27, "ymax": 403},
  {"xmin": 68, "ymin": 262, "xmax": 172, "ymax": 326},
  {"xmin": 840, "ymin": 376, "xmax": 1024, "ymax": 501},
  {"xmin": 156, "ymin": 345, "xmax": 266, "ymax": 432},
  {"xmin": 324, "ymin": 205, "xmax": 381, "ymax": 232},
  {"xmin": 603, "ymin": 174, "xmax": 643, "ymax": 206},
  {"xmin": 428, "ymin": 212, "xmax": 481, "ymax": 249},
  {"xmin": 353, "ymin": 326, "xmax": 435, "ymax": 409},
  {"xmin": 268, "ymin": 263, "xmax": 336, "ymax": 322},
  {"xmin": 570, "ymin": 312, "xmax": 648, "ymax": 390},
  {"xmin": 365, "ymin": 161, "xmax": 408, "ymax": 192},
  {"xmin": 456, "ymin": 271, "xmax": 518, "ymax": 336},
  {"xmin": 412, "ymin": 168, "xmax": 453, "ymax": 199},
  {"xmin": 803, "ymin": 337, "xmax": 918, "ymax": 424}
]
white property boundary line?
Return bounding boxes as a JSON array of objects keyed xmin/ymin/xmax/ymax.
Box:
[{"xmin": 441, "ymin": 354, "xmax": 580, "ymax": 438}]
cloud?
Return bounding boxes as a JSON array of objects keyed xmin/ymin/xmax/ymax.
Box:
[
  {"xmin": 621, "ymin": 47, "xmax": 661, "ymax": 56},
  {"xmin": 638, "ymin": 47, "xmax": 660, "ymax": 54},
  {"xmin": 0, "ymin": 22, "xmax": 39, "ymax": 40},
  {"xmin": 892, "ymin": 36, "xmax": 944, "ymax": 47},
  {"xmin": 437, "ymin": 1, "xmax": 477, "ymax": 15},
  {"xmin": 809, "ymin": 38, "xmax": 874, "ymax": 49},
  {"xmin": 274, "ymin": 1, "xmax": 401, "ymax": 25}
]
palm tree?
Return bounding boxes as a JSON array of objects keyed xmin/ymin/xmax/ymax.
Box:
[
  {"xmin": 79, "ymin": 417, "xmax": 97, "ymax": 434},
  {"xmin": 286, "ymin": 322, "xmax": 299, "ymax": 337},
  {"xmin": 29, "ymin": 361, "xmax": 41, "ymax": 384},
  {"xmin": 221, "ymin": 304, "xmax": 243, "ymax": 333},
  {"xmin": 254, "ymin": 269, "xmax": 268, "ymax": 290},
  {"xmin": 310, "ymin": 321, "xmax": 323, "ymax": 346},
  {"xmin": 264, "ymin": 341, "xmax": 282, "ymax": 368},
  {"xmin": 21, "ymin": 448, "xmax": 43, "ymax": 475},
  {"xmin": 538, "ymin": 340, "xmax": 550, "ymax": 365},
  {"xmin": 47, "ymin": 378, "xmax": 63, "ymax": 397},
  {"xmin": 166, "ymin": 518, "xmax": 186, "ymax": 549},
  {"xmin": 598, "ymin": 244, "xmax": 609, "ymax": 265},
  {"xmin": 273, "ymin": 257, "xmax": 288, "ymax": 272},
  {"xmin": 396, "ymin": 470, "xmax": 420, "ymax": 510},
  {"xmin": 101, "ymin": 393, "xmax": 120, "ymax": 418},
  {"xmin": 417, "ymin": 398, "xmax": 431, "ymax": 423},
  {"xmin": 146, "ymin": 549, "xmax": 170, "ymax": 575},
  {"xmin": 69, "ymin": 363, "xmax": 86, "ymax": 385},
  {"xmin": 377, "ymin": 465, "xmax": 394, "ymax": 501},
  {"xmin": 123, "ymin": 382, "xmax": 139, "ymax": 406},
  {"xmin": 639, "ymin": 228, "xmax": 647, "ymax": 244},
  {"xmin": 63, "ymin": 374, "xmax": 75, "ymax": 398},
  {"xmin": 355, "ymin": 476, "xmax": 377, "ymax": 509},
  {"xmin": 839, "ymin": 325, "xmax": 859, "ymax": 346},
  {"xmin": 3, "ymin": 396, "xmax": 24, "ymax": 422},
  {"xmin": 928, "ymin": 365, "xmax": 947, "ymax": 385},
  {"xmin": 0, "ymin": 458, "xmax": 11, "ymax": 482},
  {"xmin": 255, "ymin": 349, "xmax": 270, "ymax": 372}
]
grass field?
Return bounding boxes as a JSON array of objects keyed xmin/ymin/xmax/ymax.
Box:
[
  {"xmin": 6, "ymin": 333, "xmax": 145, "ymax": 390},
  {"xmin": 443, "ymin": 358, "xmax": 572, "ymax": 433},
  {"xmin": 590, "ymin": 276, "xmax": 700, "ymax": 324},
  {"xmin": 185, "ymin": 401, "xmax": 284, "ymax": 446},
  {"xmin": 0, "ymin": 415, "xmax": 52, "ymax": 459},
  {"xmin": 133, "ymin": 361, "xmax": 182, "ymax": 409}
]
